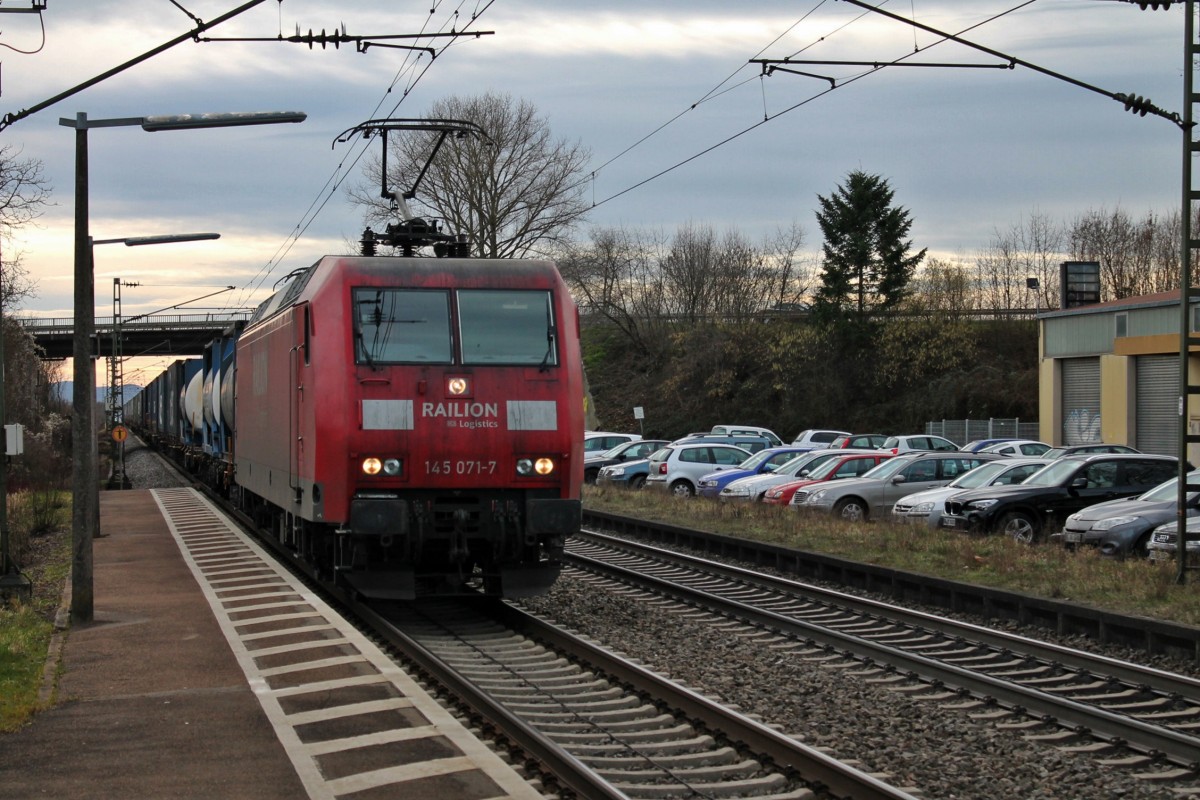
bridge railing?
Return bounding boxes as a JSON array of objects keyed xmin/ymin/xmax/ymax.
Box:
[{"xmin": 16, "ymin": 311, "xmax": 253, "ymax": 335}]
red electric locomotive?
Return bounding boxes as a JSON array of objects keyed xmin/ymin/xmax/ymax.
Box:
[{"xmin": 233, "ymin": 253, "xmax": 584, "ymax": 599}]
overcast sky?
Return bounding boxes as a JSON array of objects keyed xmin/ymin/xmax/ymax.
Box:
[{"xmin": 0, "ymin": 1, "xmax": 1186, "ymax": 381}]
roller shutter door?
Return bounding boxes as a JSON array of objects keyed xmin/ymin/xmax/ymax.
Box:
[
  {"xmin": 1135, "ymin": 354, "xmax": 1177, "ymax": 456},
  {"xmin": 1061, "ymin": 357, "xmax": 1101, "ymax": 445}
]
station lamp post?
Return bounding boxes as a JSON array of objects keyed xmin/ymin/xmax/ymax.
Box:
[{"xmin": 60, "ymin": 110, "xmax": 305, "ymax": 624}]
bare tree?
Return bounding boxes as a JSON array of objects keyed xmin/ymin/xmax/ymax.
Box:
[
  {"xmin": 762, "ymin": 221, "xmax": 812, "ymax": 310},
  {"xmin": 0, "ymin": 145, "xmax": 50, "ymax": 312},
  {"xmin": 1068, "ymin": 206, "xmax": 1186, "ymax": 300},
  {"xmin": 0, "ymin": 146, "xmax": 55, "ymax": 443},
  {"xmin": 558, "ymin": 226, "xmax": 672, "ymax": 356},
  {"xmin": 974, "ymin": 211, "xmax": 1064, "ymax": 311},
  {"xmin": 910, "ymin": 258, "xmax": 974, "ymax": 312},
  {"xmin": 351, "ymin": 92, "xmax": 591, "ymax": 258},
  {"xmin": 561, "ymin": 221, "xmax": 809, "ymax": 355}
]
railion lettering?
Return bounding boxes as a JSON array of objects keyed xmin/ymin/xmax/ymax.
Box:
[{"xmin": 422, "ymin": 401, "xmax": 499, "ymax": 419}]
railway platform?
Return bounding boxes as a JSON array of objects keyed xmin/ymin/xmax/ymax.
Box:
[{"xmin": 0, "ymin": 488, "xmax": 543, "ymax": 800}]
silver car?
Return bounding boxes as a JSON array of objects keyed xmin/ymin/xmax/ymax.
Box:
[
  {"xmin": 797, "ymin": 452, "xmax": 1002, "ymax": 521},
  {"xmin": 645, "ymin": 442, "xmax": 752, "ymax": 497},
  {"xmin": 1147, "ymin": 517, "xmax": 1200, "ymax": 565},
  {"xmin": 892, "ymin": 457, "xmax": 1050, "ymax": 528}
]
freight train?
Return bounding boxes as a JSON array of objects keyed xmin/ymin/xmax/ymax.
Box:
[{"xmin": 125, "ymin": 245, "xmax": 584, "ymax": 599}]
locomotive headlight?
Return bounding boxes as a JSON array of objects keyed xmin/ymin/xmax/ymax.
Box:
[
  {"xmin": 516, "ymin": 457, "xmax": 555, "ymax": 476},
  {"xmin": 446, "ymin": 376, "xmax": 471, "ymax": 396},
  {"xmin": 362, "ymin": 457, "xmax": 402, "ymax": 476}
]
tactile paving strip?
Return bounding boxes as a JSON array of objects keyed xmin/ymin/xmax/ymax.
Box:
[{"xmin": 152, "ymin": 487, "xmax": 543, "ymax": 800}]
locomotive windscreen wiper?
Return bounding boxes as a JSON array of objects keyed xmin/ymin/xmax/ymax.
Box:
[
  {"xmin": 539, "ymin": 326, "xmax": 557, "ymax": 373},
  {"xmin": 355, "ymin": 330, "xmax": 377, "ymax": 370}
]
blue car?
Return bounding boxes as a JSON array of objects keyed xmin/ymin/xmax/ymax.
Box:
[
  {"xmin": 696, "ymin": 446, "xmax": 816, "ymax": 498},
  {"xmin": 595, "ymin": 457, "xmax": 653, "ymax": 490}
]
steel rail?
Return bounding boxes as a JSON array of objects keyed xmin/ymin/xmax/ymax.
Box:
[
  {"xmin": 577, "ymin": 529, "xmax": 1200, "ymax": 700},
  {"xmin": 350, "ymin": 599, "xmax": 628, "ymax": 800},
  {"xmin": 567, "ymin": 542, "xmax": 1200, "ymax": 769},
  {"xmin": 489, "ymin": 601, "xmax": 921, "ymax": 800}
]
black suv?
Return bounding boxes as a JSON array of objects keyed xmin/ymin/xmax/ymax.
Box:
[{"xmin": 939, "ymin": 453, "xmax": 1178, "ymax": 543}]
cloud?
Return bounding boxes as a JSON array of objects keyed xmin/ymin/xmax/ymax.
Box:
[{"xmin": 1, "ymin": 0, "xmax": 1186, "ymax": 327}]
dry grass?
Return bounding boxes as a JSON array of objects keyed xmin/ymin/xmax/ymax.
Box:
[{"xmin": 583, "ymin": 486, "xmax": 1200, "ymax": 626}]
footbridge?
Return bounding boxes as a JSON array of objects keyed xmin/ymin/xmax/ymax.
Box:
[{"xmin": 18, "ymin": 312, "xmax": 252, "ymax": 359}]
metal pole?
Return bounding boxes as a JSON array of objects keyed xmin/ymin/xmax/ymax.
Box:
[
  {"xmin": 70, "ymin": 113, "xmax": 95, "ymax": 622},
  {"xmin": 1179, "ymin": 2, "xmax": 1195, "ymax": 585}
]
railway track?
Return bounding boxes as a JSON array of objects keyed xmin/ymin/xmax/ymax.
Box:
[
  {"xmin": 359, "ymin": 597, "xmax": 920, "ymax": 800},
  {"xmin": 563, "ymin": 529, "xmax": 1200, "ymax": 790},
  {"xmin": 579, "ymin": 509, "xmax": 1200, "ymax": 663},
  {"xmin": 138, "ymin": 448, "xmax": 1200, "ymax": 797},
  {"xmin": 150, "ymin": 454, "xmax": 924, "ymax": 799}
]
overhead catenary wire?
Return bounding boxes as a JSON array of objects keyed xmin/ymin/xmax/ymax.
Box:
[{"xmin": 590, "ymin": 0, "xmax": 1169, "ymax": 210}]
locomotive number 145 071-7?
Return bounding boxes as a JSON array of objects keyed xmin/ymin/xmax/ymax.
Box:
[{"xmin": 424, "ymin": 459, "xmax": 498, "ymax": 476}]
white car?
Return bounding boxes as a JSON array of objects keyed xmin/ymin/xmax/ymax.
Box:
[
  {"xmin": 977, "ymin": 439, "xmax": 1051, "ymax": 457},
  {"xmin": 891, "ymin": 457, "xmax": 1051, "ymax": 527},
  {"xmin": 790, "ymin": 428, "xmax": 852, "ymax": 452},
  {"xmin": 709, "ymin": 424, "xmax": 783, "ymax": 447},
  {"xmin": 879, "ymin": 434, "xmax": 960, "ymax": 454},
  {"xmin": 645, "ymin": 442, "xmax": 752, "ymax": 497}
]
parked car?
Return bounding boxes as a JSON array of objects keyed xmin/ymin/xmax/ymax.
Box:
[
  {"xmin": 584, "ymin": 431, "xmax": 641, "ymax": 454},
  {"xmin": 790, "ymin": 428, "xmax": 852, "ymax": 452},
  {"xmin": 1041, "ymin": 443, "xmax": 1140, "ymax": 459},
  {"xmin": 939, "ymin": 453, "xmax": 1178, "ymax": 543},
  {"xmin": 718, "ymin": 448, "xmax": 872, "ymax": 502},
  {"xmin": 595, "ymin": 458, "xmax": 652, "ymax": 490},
  {"xmin": 879, "ymin": 434, "xmax": 960, "ymax": 454},
  {"xmin": 762, "ymin": 451, "xmax": 892, "ymax": 505},
  {"xmin": 676, "ymin": 433, "xmax": 773, "ymax": 453},
  {"xmin": 584, "ymin": 439, "xmax": 669, "ymax": 484},
  {"xmin": 709, "ymin": 425, "xmax": 783, "ymax": 447},
  {"xmin": 1057, "ymin": 470, "xmax": 1200, "ymax": 557},
  {"xmin": 977, "ymin": 439, "xmax": 1051, "ymax": 457},
  {"xmin": 891, "ymin": 457, "xmax": 1051, "ymax": 528},
  {"xmin": 795, "ymin": 452, "xmax": 1002, "ymax": 521},
  {"xmin": 696, "ymin": 446, "xmax": 815, "ymax": 498},
  {"xmin": 1147, "ymin": 517, "xmax": 1200, "ymax": 566},
  {"xmin": 645, "ymin": 442, "xmax": 752, "ymax": 497},
  {"xmin": 960, "ymin": 438, "xmax": 1018, "ymax": 452},
  {"xmin": 831, "ymin": 433, "xmax": 888, "ymax": 450}
]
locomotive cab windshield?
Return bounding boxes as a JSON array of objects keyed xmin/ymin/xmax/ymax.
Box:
[{"xmin": 354, "ymin": 286, "xmax": 559, "ymax": 366}]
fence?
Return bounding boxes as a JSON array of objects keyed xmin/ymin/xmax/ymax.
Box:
[{"xmin": 925, "ymin": 418, "xmax": 1040, "ymax": 446}]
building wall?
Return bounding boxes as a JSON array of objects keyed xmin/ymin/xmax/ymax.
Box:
[
  {"xmin": 1099, "ymin": 354, "xmax": 1133, "ymax": 447},
  {"xmin": 1038, "ymin": 357, "xmax": 1057, "ymax": 445}
]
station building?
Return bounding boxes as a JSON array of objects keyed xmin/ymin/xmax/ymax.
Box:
[{"xmin": 1038, "ymin": 287, "xmax": 1197, "ymax": 462}]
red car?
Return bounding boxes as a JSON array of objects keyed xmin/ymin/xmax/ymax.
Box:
[{"xmin": 761, "ymin": 452, "xmax": 892, "ymax": 505}]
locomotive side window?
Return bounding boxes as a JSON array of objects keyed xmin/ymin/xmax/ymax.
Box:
[
  {"xmin": 458, "ymin": 290, "xmax": 557, "ymax": 366},
  {"xmin": 353, "ymin": 288, "xmax": 452, "ymax": 364}
]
